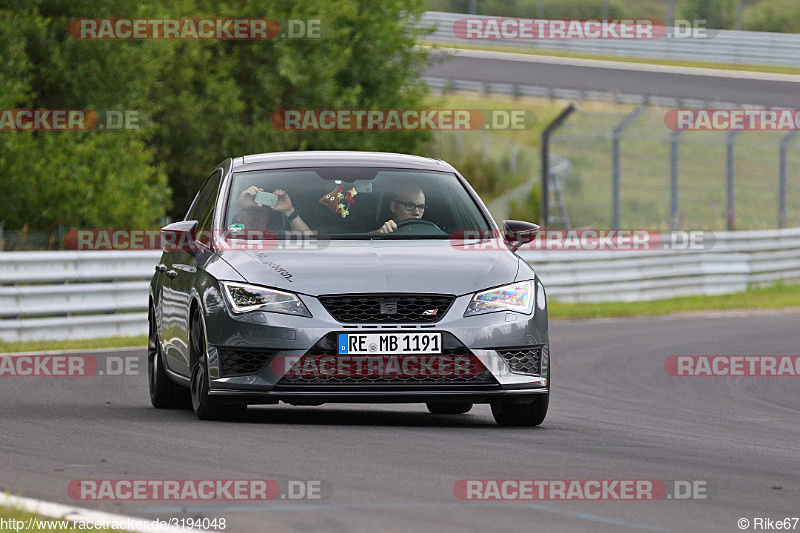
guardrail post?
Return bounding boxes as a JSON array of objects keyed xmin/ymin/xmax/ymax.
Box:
[
  {"xmin": 509, "ymin": 141, "xmax": 517, "ymax": 174},
  {"xmin": 670, "ymin": 130, "xmax": 684, "ymax": 231},
  {"xmin": 541, "ymin": 104, "xmax": 576, "ymax": 228},
  {"xmin": 726, "ymin": 130, "xmax": 742, "ymax": 231},
  {"xmin": 612, "ymin": 106, "xmax": 647, "ymax": 230},
  {"xmin": 0, "ymin": 222, "xmax": 4, "ymax": 252},
  {"xmin": 779, "ymin": 131, "xmax": 799, "ymax": 229}
]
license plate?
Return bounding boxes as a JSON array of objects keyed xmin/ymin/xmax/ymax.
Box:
[{"xmin": 338, "ymin": 333, "xmax": 441, "ymax": 355}]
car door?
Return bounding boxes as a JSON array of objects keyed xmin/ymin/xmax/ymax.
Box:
[{"xmin": 161, "ymin": 169, "xmax": 222, "ymax": 376}]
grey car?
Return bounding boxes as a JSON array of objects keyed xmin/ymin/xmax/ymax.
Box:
[{"xmin": 148, "ymin": 151, "xmax": 549, "ymax": 426}]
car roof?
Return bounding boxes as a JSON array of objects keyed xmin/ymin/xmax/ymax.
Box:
[{"xmin": 231, "ymin": 151, "xmax": 455, "ymax": 173}]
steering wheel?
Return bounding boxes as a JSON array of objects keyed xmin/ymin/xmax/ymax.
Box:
[{"xmin": 393, "ymin": 218, "xmax": 446, "ymax": 235}]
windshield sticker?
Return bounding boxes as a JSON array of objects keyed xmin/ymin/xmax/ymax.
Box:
[{"xmin": 228, "ymin": 223, "xmax": 245, "ymax": 232}]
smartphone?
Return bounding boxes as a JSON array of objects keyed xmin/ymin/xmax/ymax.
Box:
[{"xmin": 254, "ymin": 191, "xmax": 279, "ymax": 208}]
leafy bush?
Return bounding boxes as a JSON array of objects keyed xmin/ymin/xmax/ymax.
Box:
[
  {"xmin": 509, "ymin": 184, "xmax": 541, "ymax": 223},
  {"xmin": 445, "ymin": 151, "xmax": 510, "ymax": 198},
  {"xmin": 678, "ymin": 0, "xmax": 737, "ymax": 30},
  {"xmin": 744, "ymin": 0, "xmax": 800, "ymax": 33}
]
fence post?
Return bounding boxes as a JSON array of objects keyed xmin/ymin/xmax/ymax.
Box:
[
  {"xmin": 0, "ymin": 222, "xmax": 4, "ymax": 252},
  {"xmin": 726, "ymin": 130, "xmax": 741, "ymax": 231},
  {"xmin": 670, "ymin": 130, "xmax": 683, "ymax": 231},
  {"xmin": 541, "ymin": 104, "xmax": 576, "ymax": 228},
  {"xmin": 509, "ymin": 141, "xmax": 517, "ymax": 174},
  {"xmin": 779, "ymin": 131, "xmax": 799, "ymax": 229},
  {"xmin": 612, "ymin": 106, "xmax": 647, "ymax": 230},
  {"xmin": 481, "ymin": 131, "xmax": 488, "ymax": 162}
]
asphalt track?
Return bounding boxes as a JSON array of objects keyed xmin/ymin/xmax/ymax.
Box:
[
  {"xmin": 424, "ymin": 49, "xmax": 800, "ymax": 107},
  {"xmin": 2, "ymin": 311, "xmax": 799, "ymax": 532}
]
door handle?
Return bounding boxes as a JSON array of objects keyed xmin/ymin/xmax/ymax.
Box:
[
  {"xmin": 165, "ymin": 270, "xmax": 178, "ymax": 279},
  {"xmin": 155, "ymin": 264, "xmax": 167, "ymax": 273}
]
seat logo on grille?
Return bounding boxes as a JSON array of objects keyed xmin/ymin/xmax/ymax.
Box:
[
  {"xmin": 422, "ymin": 309, "xmax": 438, "ymax": 316},
  {"xmin": 379, "ymin": 300, "xmax": 398, "ymax": 314}
]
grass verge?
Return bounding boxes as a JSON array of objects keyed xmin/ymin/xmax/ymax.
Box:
[
  {"xmin": 0, "ymin": 336, "xmax": 146, "ymax": 354},
  {"xmin": 548, "ymin": 283, "xmax": 800, "ymax": 320}
]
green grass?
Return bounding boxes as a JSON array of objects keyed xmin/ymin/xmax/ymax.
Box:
[
  {"xmin": 428, "ymin": 41, "xmax": 800, "ymax": 76},
  {"xmin": 0, "ymin": 504, "xmax": 116, "ymax": 532},
  {"xmin": 549, "ymin": 283, "xmax": 800, "ymax": 319},
  {"xmin": 0, "ymin": 336, "xmax": 146, "ymax": 354}
]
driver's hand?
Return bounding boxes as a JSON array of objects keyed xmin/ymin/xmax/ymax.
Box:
[
  {"xmin": 377, "ymin": 220, "xmax": 397, "ymax": 234},
  {"xmin": 239, "ymin": 186, "xmax": 263, "ymax": 207}
]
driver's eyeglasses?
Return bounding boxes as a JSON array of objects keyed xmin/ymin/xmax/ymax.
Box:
[{"xmin": 397, "ymin": 201, "xmax": 427, "ymax": 212}]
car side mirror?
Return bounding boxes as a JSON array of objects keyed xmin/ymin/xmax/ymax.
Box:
[
  {"xmin": 161, "ymin": 220, "xmax": 199, "ymax": 252},
  {"xmin": 502, "ymin": 220, "xmax": 540, "ymax": 251}
]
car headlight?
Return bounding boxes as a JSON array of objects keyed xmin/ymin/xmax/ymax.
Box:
[
  {"xmin": 221, "ymin": 281, "xmax": 311, "ymax": 317},
  {"xmin": 464, "ymin": 281, "xmax": 534, "ymax": 317}
]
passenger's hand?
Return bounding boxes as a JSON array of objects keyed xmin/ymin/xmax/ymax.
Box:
[
  {"xmin": 272, "ymin": 189, "xmax": 293, "ymax": 213},
  {"xmin": 377, "ymin": 220, "xmax": 397, "ymax": 234},
  {"xmin": 239, "ymin": 186, "xmax": 263, "ymax": 207}
]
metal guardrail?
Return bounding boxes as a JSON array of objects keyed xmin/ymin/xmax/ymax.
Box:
[
  {"xmin": 518, "ymin": 228, "xmax": 800, "ymax": 302},
  {"xmin": 0, "ymin": 251, "xmax": 160, "ymax": 342},
  {"xmin": 420, "ymin": 11, "xmax": 800, "ymax": 67},
  {"xmin": 1, "ymin": 230, "xmax": 799, "ymax": 342}
]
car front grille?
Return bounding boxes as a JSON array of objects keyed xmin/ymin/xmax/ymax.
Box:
[
  {"xmin": 275, "ymin": 333, "xmax": 498, "ymax": 387},
  {"xmin": 217, "ymin": 348, "xmax": 276, "ymax": 377},
  {"xmin": 318, "ymin": 294, "xmax": 454, "ymax": 324},
  {"xmin": 496, "ymin": 347, "xmax": 542, "ymax": 376}
]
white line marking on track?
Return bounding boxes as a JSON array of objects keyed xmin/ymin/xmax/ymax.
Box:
[{"xmin": 0, "ymin": 493, "xmax": 193, "ymax": 533}]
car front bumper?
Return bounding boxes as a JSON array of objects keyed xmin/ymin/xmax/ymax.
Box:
[{"xmin": 202, "ymin": 283, "xmax": 550, "ymax": 404}]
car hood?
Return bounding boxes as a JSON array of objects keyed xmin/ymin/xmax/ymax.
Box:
[{"xmin": 217, "ymin": 240, "xmax": 521, "ymax": 296}]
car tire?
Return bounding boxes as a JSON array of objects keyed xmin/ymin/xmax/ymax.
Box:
[
  {"xmin": 426, "ymin": 402, "xmax": 473, "ymax": 415},
  {"xmin": 491, "ymin": 394, "xmax": 549, "ymax": 427},
  {"xmin": 148, "ymin": 306, "xmax": 190, "ymax": 409},
  {"xmin": 190, "ymin": 308, "xmax": 246, "ymax": 421}
]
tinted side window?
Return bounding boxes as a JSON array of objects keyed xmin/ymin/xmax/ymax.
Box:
[
  {"xmin": 186, "ymin": 170, "xmax": 222, "ymax": 246},
  {"xmin": 186, "ymin": 169, "xmax": 222, "ymax": 222}
]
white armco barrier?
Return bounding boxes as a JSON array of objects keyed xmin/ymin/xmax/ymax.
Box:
[
  {"xmin": 420, "ymin": 12, "xmax": 800, "ymax": 68},
  {"xmin": 1, "ymin": 229, "xmax": 799, "ymax": 342}
]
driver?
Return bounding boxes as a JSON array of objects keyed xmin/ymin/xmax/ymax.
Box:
[
  {"xmin": 235, "ymin": 186, "xmax": 312, "ymax": 233},
  {"xmin": 374, "ymin": 184, "xmax": 426, "ymax": 234}
]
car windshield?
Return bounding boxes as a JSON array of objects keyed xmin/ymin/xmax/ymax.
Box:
[{"xmin": 223, "ymin": 167, "xmax": 492, "ymax": 239}]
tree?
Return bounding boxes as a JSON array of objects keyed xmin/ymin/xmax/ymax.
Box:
[{"xmin": 0, "ymin": 1, "xmax": 170, "ymax": 230}]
